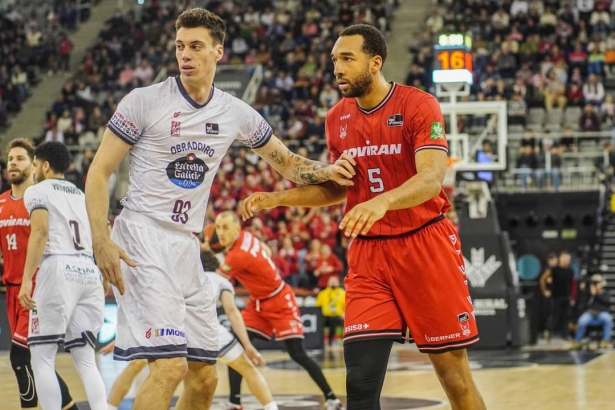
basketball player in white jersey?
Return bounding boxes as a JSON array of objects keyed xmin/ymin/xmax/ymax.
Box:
[
  {"xmin": 102, "ymin": 251, "xmax": 279, "ymax": 410},
  {"xmin": 85, "ymin": 8, "xmax": 354, "ymax": 410},
  {"xmin": 18, "ymin": 141, "xmax": 107, "ymax": 410}
]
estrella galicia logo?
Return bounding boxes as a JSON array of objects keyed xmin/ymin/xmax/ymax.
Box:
[
  {"xmin": 166, "ymin": 153, "xmax": 208, "ymax": 189},
  {"xmin": 206, "ymin": 123, "xmax": 219, "ymax": 135},
  {"xmin": 387, "ymin": 114, "xmax": 403, "ymax": 127}
]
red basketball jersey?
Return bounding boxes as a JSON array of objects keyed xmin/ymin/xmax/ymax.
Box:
[
  {"xmin": 326, "ymin": 83, "xmax": 451, "ymax": 237},
  {"xmin": 220, "ymin": 231, "xmax": 284, "ymax": 299},
  {"xmin": 0, "ymin": 190, "xmax": 31, "ymax": 285}
]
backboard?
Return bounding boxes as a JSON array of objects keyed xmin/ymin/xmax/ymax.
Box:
[{"xmin": 439, "ymin": 100, "xmax": 508, "ymax": 172}]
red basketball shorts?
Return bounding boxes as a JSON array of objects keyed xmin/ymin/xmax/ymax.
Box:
[
  {"xmin": 242, "ymin": 284, "xmax": 304, "ymax": 341},
  {"xmin": 6, "ymin": 284, "xmax": 30, "ymax": 348},
  {"xmin": 343, "ymin": 217, "xmax": 479, "ymax": 353}
]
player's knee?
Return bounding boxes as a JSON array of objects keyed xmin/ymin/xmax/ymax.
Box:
[
  {"xmin": 285, "ymin": 339, "xmax": 309, "ymax": 362},
  {"xmin": 10, "ymin": 345, "xmax": 38, "ymax": 407},
  {"xmin": 431, "ymin": 353, "xmax": 472, "ymax": 398},
  {"xmin": 346, "ymin": 362, "xmax": 378, "ymax": 398},
  {"xmin": 150, "ymin": 357, "xmax": 188, "ymax": 386},
  {"xmin": 186, "ymin": 363, "xmax": 218, "ymax": 393},
  {"xmin": 228, "ymin": 354, "xmax": 255, "ymax": 375}
]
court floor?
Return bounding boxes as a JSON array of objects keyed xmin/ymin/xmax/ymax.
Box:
[{"xmin": 1, "ymin": 345, "xmax": 614, "ymax": 409}]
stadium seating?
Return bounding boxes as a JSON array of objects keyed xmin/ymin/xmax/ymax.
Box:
[{"xmin": 36, "ymin": 1, "xmax": 398, "ymax": 290}]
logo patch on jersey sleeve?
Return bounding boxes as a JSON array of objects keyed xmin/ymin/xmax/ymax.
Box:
[
  {"xmin": 430, "ymin": 122, "xmax": 445, "ymax": 139},
  {"xmin": 221, "ymin": 264, "xmax": 232, "ymax": 272},
  {"xmin": 206, "ymin": 123, "xmax": 219, "ymax": 135},
  {"xmin": 387, "ymin": 114, "xmax": 404, "ymax": 127},
  {"xmin": 166, "ymin": 153, "xmax": 209, "ymax": 189}
]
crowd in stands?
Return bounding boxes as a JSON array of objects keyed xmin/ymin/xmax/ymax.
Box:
[
  {"xmin": 417, "ymin": 0, "xmax": 615, "ymax": 190},
  {"xmin": 35, "ymin": 0, "xmax": 397, "ymax": 290},
  {"xmin": 0, "ymin": 0, "xmax": 93, "ymax": 128}
]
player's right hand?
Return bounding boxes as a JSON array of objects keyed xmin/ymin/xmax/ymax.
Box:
[
  {"xmin": 241, "ymin": 192, "xmax": 280, "ymax": 221},
  {"xmin": 93, "ymin": 238, "xmax": 136, "ymax": 295},
  {"xmin": 245, "ymin": 344, "xmax": 266, "ymax": 366}
]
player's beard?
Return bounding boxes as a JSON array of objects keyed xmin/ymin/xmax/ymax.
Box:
[
  {"xmin": 8, "ymin": 170, "xmax": 29, "ymax": 185},
  {"xmin": 341, "ymin": 67, "xmax": 373, "ymax": 98}
]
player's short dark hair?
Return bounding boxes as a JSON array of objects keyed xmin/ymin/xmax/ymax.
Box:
[
  {"xmin": 34, "ymin": 142, "xmax": 71, "ymax": 174},
  {"xmin": 201, "ymin": 251, "xmax": 220, "ymax": 272},
  {"xmin": 339, "ymin": 24, "xmax": 388, "ymax": 67},
  {"xmin": 175, "ymin": 8, "xmax": 226, "ymax": 45},
  {"xmin": 7, "ymin": 138, "xmax": 35, "ymax": 160}
]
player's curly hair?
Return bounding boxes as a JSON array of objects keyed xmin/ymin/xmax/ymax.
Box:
[
  {"xmin": 7, "ymin": 138, "xmax": 35, "ymax": 160},
  {"xmin": 34, "ymin": 142, "xmax": 71, "ymax": 174},
  {"xmin": 339, "ymin": 24, "xmax": 388, "ymax": 67},
  {"xmin": 201, "ymin": 250, "xmax": 221, "ymax": 272},
  {"xmin": 175, "ymin": 8, "xmax": 226, "ymax": 45}
]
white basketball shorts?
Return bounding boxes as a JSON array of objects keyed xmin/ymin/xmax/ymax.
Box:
[
  {"xmin": 111, "ymin": 209, "xmax": 218, "ymax": 362},
  {"xmin": 28, "ymin": 254, "xmax": 104, "ymax": 350}
]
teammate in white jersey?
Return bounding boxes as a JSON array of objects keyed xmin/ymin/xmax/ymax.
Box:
[
  {"xmin": 85, "ymin": 8, "xmax": 354, "ymax": 410},
  {"xmin": 102, "ymin": 251, "xmax": 279, "ymax": 410},
  {"xmin": 18, "ymin": 142, "xmax": 107, "ymax": 410}
]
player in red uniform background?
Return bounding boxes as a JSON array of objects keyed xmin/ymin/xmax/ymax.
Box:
[
  {"xmin": 212, "ymin": 211, "xmax": 343, "ymax": 410},
  {"xmin": 0, "ymin": 138, "xmax": 77, "ymax": 410},
  {"xmin": 240, "ymin": 25, "xmax": 485, "ymax": 410}
]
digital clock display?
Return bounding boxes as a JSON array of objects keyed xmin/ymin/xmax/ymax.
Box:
[{"xmin": 433, "ymin": 33, "xmax": 474, "ymax": 84}]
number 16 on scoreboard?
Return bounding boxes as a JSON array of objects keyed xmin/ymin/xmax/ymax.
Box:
[{"xmin": 433, "ymin": 33, "xmax": 473, "ymax": 85}]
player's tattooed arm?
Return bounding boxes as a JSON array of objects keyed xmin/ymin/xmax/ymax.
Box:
[{"xmin": 254, "ymin": 136, "xmax": 355, "ymax": 186}]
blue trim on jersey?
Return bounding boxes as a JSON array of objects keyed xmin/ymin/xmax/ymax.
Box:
[
  {"xmin": 175, "ymin": 76, "xmax": 215, "ymax": 109},
  {"xmin": 250, "ymin": 126, "xmax": 273, "ymax": 149},
  {"xmin": 108, "ymin": 121, "xmax": 136, "ymax": 146}
]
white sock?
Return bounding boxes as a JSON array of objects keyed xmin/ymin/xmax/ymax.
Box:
[
  {"xmin": 108, "ymin": 405, "xmax": 118, "ymax": 410},
  {"xmin": 30, "ymin": 344, "xmax": 62, "ymax": 410},
  {"xmin": 264, "ymin": 402, "xmax": 279, "ymax": 410},
  {"xmin": 70, "ymin": 345, "xmax": 108, "ymax": 410}
]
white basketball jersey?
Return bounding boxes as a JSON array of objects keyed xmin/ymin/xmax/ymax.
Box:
[
  {"xmin": 108, "ymin": 76, "xmax": 273, "ymax": 234},
  {"xmin": 24, "ymin": 179, "xmax": 93, "ymax": 257},
  {"xmin": 205, "ymin": 271, "xmax": 234, "ymax": 305}
]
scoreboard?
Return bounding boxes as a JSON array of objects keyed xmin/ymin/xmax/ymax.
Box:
[{"xmin": 433, "ymin": 33, "xmax": 473, "ymax": 85}]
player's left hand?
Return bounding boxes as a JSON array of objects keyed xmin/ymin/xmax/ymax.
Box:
[
  {"xmin": 18, "ymin": 280, "xmax": 35, "ymax": 310},
  {"xmin": 245, "ymin": 344, "xmax": 266, "ymax": 366},
  {"xmin": 339, "ymin": 196, "xmax": 389, "ymax": 237}
]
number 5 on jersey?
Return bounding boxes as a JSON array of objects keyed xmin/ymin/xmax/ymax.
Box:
[{"xmin": 368, "ymin": 168, "xmax": 384, "ymax": 193}]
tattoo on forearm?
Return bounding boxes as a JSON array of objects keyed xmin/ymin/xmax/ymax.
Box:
[
  {"xmin": 258, "ymin": 138, "xmax": 332, "ymax": 184},
  {"xmin": 268, "ymin": 150, "xmax": 285, "ymax": 166}
]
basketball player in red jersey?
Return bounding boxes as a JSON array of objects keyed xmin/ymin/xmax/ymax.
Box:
[
  {"xmin": 241, "ymin": 25, "xmax": 485, "ymax": 409},
  {"xmin": 213, "ymin": 211, "xmax": 344, "ymax": 410},
  {"xmin": 0, "ymin": 139, "xmax": 77, "ymax": 410}
]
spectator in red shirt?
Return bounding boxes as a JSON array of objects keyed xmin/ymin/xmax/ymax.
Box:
[
  {"xmin": 271, "ymin": 242, "xmax": 292, "ymax": 284},
  {"xmin": 250, "ymin": 217, "xmax": 274, "ymax": 242},
  {"xmin": 304, "ymin": 238, "xmax": 322, "ymax": 287},
  {"xmin": 312, "ymin": 211, "xmax": 338, "ymax": 249},
  {"xmin": 314, "ymin": 244, "xmax": 343, "ymax": 289},
  {"xmin": 280, "ymin": 236, "xmax": 300, "ymax": 287}
]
